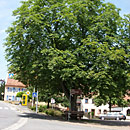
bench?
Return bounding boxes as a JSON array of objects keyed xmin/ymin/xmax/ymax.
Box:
[{"xmin": 64, "ymin": 111, "xmax": 84, "ymax": 120}]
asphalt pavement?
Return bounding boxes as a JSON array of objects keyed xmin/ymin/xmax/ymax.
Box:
[
  {"xmin": 0, "ymin": 101, "xmax": 130, "ymax": 130},
  {"xmin": 0, "ymin": 101, "xmax": 21, "ymax": 130}
]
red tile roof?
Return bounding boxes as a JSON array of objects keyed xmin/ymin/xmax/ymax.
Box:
[{"xmin": 5, "ymin": 76, "xmax": 26, "ymax": 88}]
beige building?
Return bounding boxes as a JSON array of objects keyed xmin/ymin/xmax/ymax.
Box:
[{"xmin": 4, "ymin": 74, "xmax": 26, "ymax": 101}]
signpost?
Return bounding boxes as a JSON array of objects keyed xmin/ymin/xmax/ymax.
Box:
[
  {"xmin": 51, "ymin": 98, "xmax": 55, "ymax": 109},
  {"xmin": 26, "ymin": 91, "xmax": 30, "ymax": 95},
  {"xmin": 32, "ymin": 92, "xmax": 37, "ymax": 97},
  {"xmin": 32, "ymin": 91, "xmax": 38, "ymax": 113}
]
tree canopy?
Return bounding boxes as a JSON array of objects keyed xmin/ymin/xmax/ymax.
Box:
[{"xmin": 4, "ymin": 0, "xmax": 130, "ymax": 111}]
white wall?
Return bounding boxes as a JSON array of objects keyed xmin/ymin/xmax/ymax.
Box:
[{"xmin": 81, "ymin": 98, "xmax": 109, "ymax": 116}]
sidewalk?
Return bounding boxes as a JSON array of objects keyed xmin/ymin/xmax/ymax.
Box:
[{"xmin": 5, "ymin": 102, "xmax": 33, "ymax": 113}]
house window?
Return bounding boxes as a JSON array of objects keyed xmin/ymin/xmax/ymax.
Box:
[
  {"xmin": 103, "ymin": 110, "xmax": 107, "ymax": 114},
  {"xmin": 85, "ymin": 99, "xmax": 88, "ymax": 103},
  {"xmin": 9, "ymin": 87, "xmax": 13, "ymax": 92},
  {"xmin": 22, "ymin": 88, "xmax": 26, "ymax": 92},
  {"xmin": 7, "ymin": 87, "xmax": 9, "ymax": 92},
  {"xmin": 7, "ymin": 95, "xmax": 8, "ymax": 100},
  {"xmin": 85, "ymin": 109, "xmax": 88, "ymax": 113},
  {"xmin": 18, "ymin": 88, "xmax": 20, "ymax": 92},
  {"xmin": 15, "ymin": 88, "xmax": 19, "ymax": 92},
  {"xmin": 12, "ymin": 96, "xmax": 14, "ymax": 101},
  {"xmin": 98, "ymin": 109, "xmax": 101, "ymax": 114},
  {"xmin": 13, "ymin": 87, "xmax": 15, "ymax": 93}
]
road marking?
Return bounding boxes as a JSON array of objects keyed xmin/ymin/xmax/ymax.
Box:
[
  {"xmin": 2, "ymin": 117, "xmax": 28, "ymax": 130},
  {"xmin": 0, "ymin": 107, "xmax": 16, "ymax": 111},
  {"xmin": 10, "ymin": 107, "xmax": 16, "ymax": 111},
  {"xmin": 4, "ymin": 107, "xmax": 9, "ymax": 110}
]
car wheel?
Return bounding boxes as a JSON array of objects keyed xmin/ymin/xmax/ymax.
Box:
[
  {"xmin": 116, "ymin": 117, "xmax": 119, "ymax": 120},
  {"xmin": 101, "ymin": 117, "xmax": 105, "ymax": 120}
]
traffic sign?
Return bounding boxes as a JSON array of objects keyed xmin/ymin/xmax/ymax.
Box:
[
  {"xmin": 26, "ymin": 91, "xmax": 30, "ymax": 95},
  {"xmin": 32, "ymin": 92, "xmax": 37, "ymax": 97},
  {"xmin": 51, "ymin": 98, "xmax": 55, "ymax": 104},
  {"xmin": 71, "ymin": 89, "xmax": 82, "ymax": 95},
  {"xmin": 1, "ymin": 92, "xmax": 4, "ymax": 95}
]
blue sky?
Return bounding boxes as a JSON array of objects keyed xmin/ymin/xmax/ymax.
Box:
[{"xmin": 0, "ymin": 0, "xmax": 130, "ymax": 80}]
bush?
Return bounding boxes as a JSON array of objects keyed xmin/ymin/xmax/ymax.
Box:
[
  {"xmin": 45, "ymin": 109, "xmax": 63, "ymax": 117},
  {"xmin": 54, "ymin": 110, "xmax": 62, "ymax": 117},
  {"xmin": 45, "ymin": 109, "xmax": 55, "ymax": 116},
  {"xmin": 30, "ymin": 106, "xmax": 36, "ymax": 111},
  {"xmin": 38, "ymin": 105, "xmax": 47, "ymax": 112}
]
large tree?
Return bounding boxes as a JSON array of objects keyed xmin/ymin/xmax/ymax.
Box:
[{"xmin": 5, "ymin": 0, "xmax": 130, "ymax": 112}]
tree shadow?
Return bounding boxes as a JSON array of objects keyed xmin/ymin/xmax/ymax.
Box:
[
  {"xmin": 18, "ymin": 112, "xmax": 64, "ymax": 121},
  {"xmin": 81, "ymin": 119, "xmax": 130, "ymax": 126},
  {"xmin": 18, "ymin": 113, "xmax": 130, "ymax": 127}
]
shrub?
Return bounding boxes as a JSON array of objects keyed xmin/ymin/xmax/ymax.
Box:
[
  {"xmin": 30, "ymin": 106, "xmax": 36, "ymax": 111},
  {"xmin": 45, "ymin": 109, "xmax": 63, "ymax": 117},
  {"xmin": 54, "ymin": 110, "xmax": 62, "ymax": 117},
  {"xmin": 45, "ymin": 109, "xmax": 55, "ymax": 116},
  {"xmin": 38, "ymin": 105, "xmax": 47, "ymax": 112}
]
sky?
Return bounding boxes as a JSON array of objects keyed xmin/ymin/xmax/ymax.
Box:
[{"xmin": 0, "ymin": 0, "xmax": 130, "ymax": 80}]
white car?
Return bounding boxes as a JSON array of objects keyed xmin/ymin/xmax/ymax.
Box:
[{"xmin": 99, "ymin": 113, "xmax": 126, "ymax": 120}]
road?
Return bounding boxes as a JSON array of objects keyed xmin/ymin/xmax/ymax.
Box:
[
  {"xmin": 18, "ymin": 113, "xmax": 109, "ymax": 130},
  {"xmin": 0, "ymin": 101, "xmax": 21, "ymax": 129},
  {"xmin": 0, "ymin": 101, "xmax": 130, "ymax": 130}
]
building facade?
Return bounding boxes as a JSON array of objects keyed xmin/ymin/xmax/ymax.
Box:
[
  {"xmin": 80, "ymin": 98, "xmax": 109, "ymax": 116},
  {"xmin": 4, "ymin": 74, "xmax": 26, "ymax": 101},
  {"xmin": 80, "ymin": 96, "xmax": 130, "ymax": 117}
]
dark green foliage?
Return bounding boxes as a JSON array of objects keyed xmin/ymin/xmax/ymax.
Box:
[
  {"xmin": 38, "ymin": 105, "xmax": 47, "ymax": 112},
  {"xmin": 4, "ymin": 0, "xmax": 130, "ymax": 111},
  {"xmin": 30, "ymin": 106, "xmax": 36, "ymax": 111},
  {"xmin": 16, "ymin": 92, "xmax": 24, "ymax": 97}
]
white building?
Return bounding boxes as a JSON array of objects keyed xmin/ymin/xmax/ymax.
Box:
[
  {"xmin": 4, "ymin": 74, "xmax": 26, "ymax": 101},
  {"xmin": 79, "ymin": 96, "xmax": 130, "ymax": 117},
  {"xmin": 80, "ymin": 98, "xmax": 109, "ymax": 116}
]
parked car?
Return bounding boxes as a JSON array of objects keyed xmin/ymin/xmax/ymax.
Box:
[{"xmin": 99, "ymin": 113, "xmax": 126, "ymax": 120}]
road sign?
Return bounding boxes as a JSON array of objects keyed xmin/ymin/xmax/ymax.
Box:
[
  {"xmin": 51, "ymin": 98, "xmax": 55, "ymax": 104},
  {"xmin": 1, "ymin": 92, "xmax": 4, "ymax": 95},
  {"xmin": 32, "ymin": 92, "xmax": 37, "ymax": 97},
  {"xmin": 26, "ymin": 91, "xmax": 30, "ymax": 95},
  {"xmin": 9, "ymin": 73, "xmax": 14, "ymax": 78},
  {"xmin": 71, "ymin": 89, "xmax": 82, "ymax": 95}
]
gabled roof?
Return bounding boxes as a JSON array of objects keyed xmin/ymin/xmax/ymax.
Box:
[{"xmin": 5, "ymin": 74, "xmax": 26, "ymax": 88}]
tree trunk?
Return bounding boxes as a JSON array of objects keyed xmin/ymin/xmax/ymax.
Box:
[
  {"xmin": 71, "ymin": 94, "xmax": 77, "ymax": 111},
  {"xmin": 47, "ymin": 99, "xmax": 50, "ymax": 108},
  {"xmin": 60, "ymin": 81, "xmax": 78, "ymax": 119},
  {"xmin": 70, "ymin": 94, "xmax": 78, "ymax": 120},
  {"xmin": 109, "ymin": 97, "xmax": 112, "ymax": 112}
]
